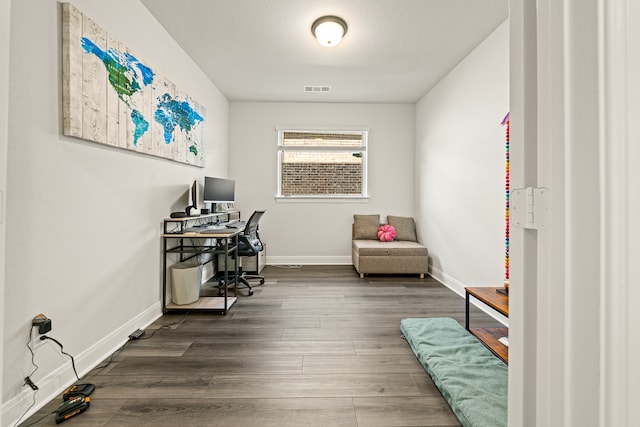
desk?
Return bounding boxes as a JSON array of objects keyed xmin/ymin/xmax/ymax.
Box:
[{"xmin": 162, "ymin": 212, "xmax": 241, "ymax": 314}]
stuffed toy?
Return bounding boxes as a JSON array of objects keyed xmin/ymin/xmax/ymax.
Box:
[{"xmin": 377, "ymin": 224, "xmax": 397, "ymax": 242}]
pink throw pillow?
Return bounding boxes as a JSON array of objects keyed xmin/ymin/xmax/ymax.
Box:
[{"xmin": 377, "ymin": 224, "xmax": 397, "ymax": 242}]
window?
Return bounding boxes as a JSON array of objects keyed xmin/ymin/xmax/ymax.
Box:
[{"xmin": 277, "ymin": 129, "xmax": 368, "ymax": 198}]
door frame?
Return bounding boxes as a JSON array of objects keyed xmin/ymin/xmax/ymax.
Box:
[{"xmin": 509, "ymin": 0, "xmax": 638, "ymax": 425}]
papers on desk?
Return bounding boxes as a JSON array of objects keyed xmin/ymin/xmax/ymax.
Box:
[{"xmin": 498, "ymin": 336, "xmax": 509, "ymax": 347}]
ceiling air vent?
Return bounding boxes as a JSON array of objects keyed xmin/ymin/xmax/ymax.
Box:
[{"xmin": 303, "ymin": 85, "xmax": 331, "ymax": 93}]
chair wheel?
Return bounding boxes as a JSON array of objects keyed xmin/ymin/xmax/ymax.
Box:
[
  {"xmin": 260, "ymin": 279, "xmax": 265, "ymax": 284},
  {"xmin": 248, "ymin": 290, "xmax": 254, "ymax": 296}
]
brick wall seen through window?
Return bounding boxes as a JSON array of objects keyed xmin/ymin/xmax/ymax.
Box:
[{"xmin": 277, "ymin": 130, "xmax": 368, "ymax": 197}]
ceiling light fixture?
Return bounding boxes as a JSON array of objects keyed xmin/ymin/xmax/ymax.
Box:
[{"xmin": 311, "ymin": 15, "xmax": 348, "ymax": 47}]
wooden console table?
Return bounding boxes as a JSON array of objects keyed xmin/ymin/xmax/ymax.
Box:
[{"xmin": 465, "ymin": 287, "xmax": 509, "ymax": 363}]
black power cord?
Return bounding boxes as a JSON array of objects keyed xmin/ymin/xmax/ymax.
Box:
[
  {"xmin": 17, "ymin": 316, "xmax": 189, "ymax": 426},
  {"xmin": 24, "ymin": 329, "xmax": 40, "ymax": 386},
  {"xmin": 15, "ymin": 335, "xmax": 83, "ymax": 426},
  {"xmin": 39, "ymin": 336, "xmax": 81, "ymax": 381},
  {"xmin": 14, "ymin": 328, "xmax": 42, "ymax": 427},
  {"xmin": 94, "ymin": 314, "xmax": 188, "ymax": 372}
]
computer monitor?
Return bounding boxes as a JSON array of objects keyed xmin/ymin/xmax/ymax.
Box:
[{"xmin": 204, "ymin": 176, "xmax": 235, "ymax": 212}]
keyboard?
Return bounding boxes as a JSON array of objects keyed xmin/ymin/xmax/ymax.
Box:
[
  {"xmin": 200, "ymin": 227, "xmax": 232, "ymax": 234},
  {"xmin": 184, "ymin": 224, "xmax": 226, "ymax": 232},
  {"xmin": 225, "ymin": 220, "xmax": 246, "ymax": 229}
]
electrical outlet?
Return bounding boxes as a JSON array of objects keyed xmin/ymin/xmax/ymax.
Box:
[
  {"xmin": 29, "ymin": 331, "xmax": 47, "ymax": 350},
  {"xmin": 29, "ymin": 314, "xmax": 51, "ymax": 350}
]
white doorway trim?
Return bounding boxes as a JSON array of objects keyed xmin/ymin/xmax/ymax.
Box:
[{"xmin": 510, "ymin": 0, "xmax": 639, "ymax": 425}]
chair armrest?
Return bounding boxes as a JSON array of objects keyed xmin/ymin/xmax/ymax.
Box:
[{"xmin": 238, "ymin": 234, "xmax": 262, "ymax": 256}]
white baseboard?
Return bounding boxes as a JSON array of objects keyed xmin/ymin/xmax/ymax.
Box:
[
  {"xmin": 266, "ymin": 255, "xmax": 352, "ymax": 265},
  {"xmin": 3, "ymin": 303, "xmax": 162, "ymax": 426},
  {"xmin": 429, "ymin": 266, "xmax": 508, "ymax": 327},
  {"xmin": 428, "ymin": 265, "xmax": 467, "ymax": 297}
]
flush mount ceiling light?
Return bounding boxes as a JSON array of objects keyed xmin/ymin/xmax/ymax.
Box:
[{"xmin": 311, "ymin": 15, "xmax": 348, "ymax": 47}]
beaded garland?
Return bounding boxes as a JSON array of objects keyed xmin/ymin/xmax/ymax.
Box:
[{"xmin": 501, "ymin": 112, "xmax": 510, "ymax": 290}]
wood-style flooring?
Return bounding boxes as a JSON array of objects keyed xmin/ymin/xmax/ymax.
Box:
[{"xmin": 22, "ymin": 265, "xmax": 503, "ymax": 427}]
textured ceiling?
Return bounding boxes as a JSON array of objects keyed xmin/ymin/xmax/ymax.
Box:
[{"xmin": 141, "ymin": 0, "xmax": 508, "ymax": 103}]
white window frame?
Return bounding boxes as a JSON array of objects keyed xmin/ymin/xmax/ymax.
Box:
[{"xmin": 276, "ymin": 128, "xmax": 369, "ymax": 200}]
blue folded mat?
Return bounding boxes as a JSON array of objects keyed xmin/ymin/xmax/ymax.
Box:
[{"xmin": 400, "ymin": 317, "xmax": 507, "ymax": 427}]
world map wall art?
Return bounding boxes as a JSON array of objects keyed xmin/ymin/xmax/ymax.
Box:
[{"xmin": 62, "ymin": 3, "xmax": 206, "ymax": 167}]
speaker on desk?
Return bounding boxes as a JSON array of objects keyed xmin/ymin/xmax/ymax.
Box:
[
  {"xmin": 200, "ymin": 208, "xmax": 210, "ymax": 214},
  {"xmin": 170, "ymin": 211, "xmax": 187, "ymax": 218}
]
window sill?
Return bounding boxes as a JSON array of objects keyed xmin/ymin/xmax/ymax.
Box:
[{"xmin": 275, "ymin": 195, "xmax": 370, "ymax": 203}]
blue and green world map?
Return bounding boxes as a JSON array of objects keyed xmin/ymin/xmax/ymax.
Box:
[{"xmin": 81, "ymin": 37, "xmax": 204, "ymax": 154}]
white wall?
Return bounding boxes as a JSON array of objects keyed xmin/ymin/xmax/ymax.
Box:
[
  {"xmin": 229, "ymin": 102, "xmax": 415, "ymax": 264},
  {"xmin": 3, "ymin": 0, "xmax": 229, "ymax": 423},
  {"xmin": 0, "ymin": 0, "xmax": 10, "ymax": 421},
  {"xmin": 415, "ymin": 22, "xmax": 509, "ymax": 295}
]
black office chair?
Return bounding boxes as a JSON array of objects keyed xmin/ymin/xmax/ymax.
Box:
[{"xmin": 219, "ymin": 210, "xmax": 266, "ymax": 296}]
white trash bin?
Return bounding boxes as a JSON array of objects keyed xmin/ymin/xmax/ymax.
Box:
[{"xmin": 171, "ymin": 262, "xmax": 202, "ymax": 305}]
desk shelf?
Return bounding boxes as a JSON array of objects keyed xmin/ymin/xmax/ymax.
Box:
[
  {"xmin": 465, "ymin": 287, "xmax": 509, "ymax": 363},
  {"xmin": 165, "ymin": 296, "xmax": 237, "ymax": 311},
  {"xmin": 164, "ymin": 211, "xmax": 240, "ymax": 234}
]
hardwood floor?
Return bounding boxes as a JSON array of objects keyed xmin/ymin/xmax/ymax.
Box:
[{"xmin": 22, "ymin": 265, "xmax": 503, "ymax": 426}]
